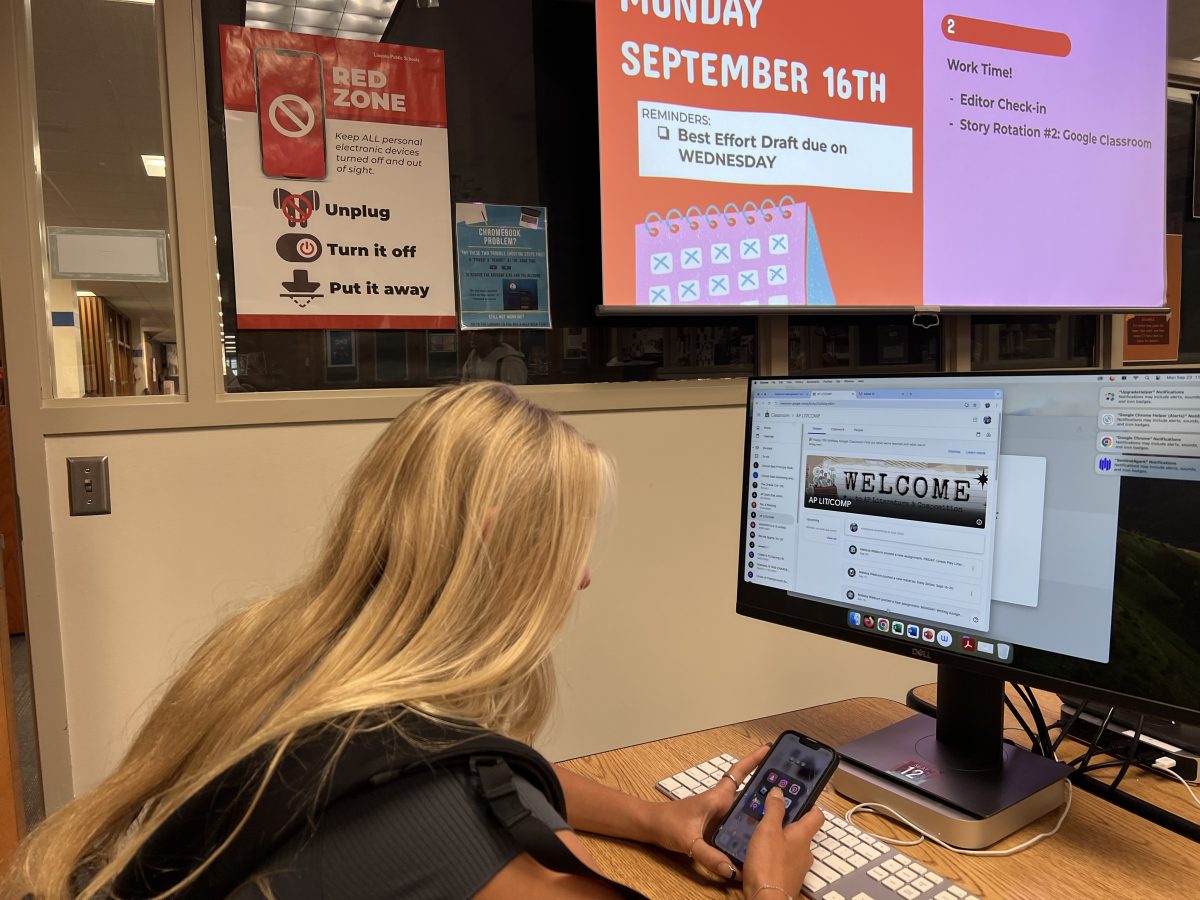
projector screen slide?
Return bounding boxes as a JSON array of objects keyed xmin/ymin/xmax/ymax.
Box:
[{"xmin": 596, "ymin": 1, "xmax": 1166, "ymax": 311}]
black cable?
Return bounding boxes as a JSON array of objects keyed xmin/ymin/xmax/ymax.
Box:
[
  {"xmin": 1051, "ymin": 702, "xmax": 1086, "ymax": 754},
  {"xmin": 1107, "ymin": 714, "xmax": 1146, "ymax": 796},
  {"xmin": 1069, "ymin": 706, "xmax": 1115, "ymax": 771},
  {"xmin": 1003, "ymin": 692, "xmax": 1041, "ymax": 750},
  {"xmin": 1013, "ymin": 683, "xmax": 1053, "ymax": 758}
]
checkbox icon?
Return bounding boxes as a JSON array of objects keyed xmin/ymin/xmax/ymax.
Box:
[
  {"xmin": 708, "ymin": 274, "xmax": 729, "ymax": 297},
  {"xmin": 767, "ymin": 265, "xmax": 787, "ymax": 285},
  {"xmin": 739, "ymin": 269, "xmax": 760, "ymax": 291},
  {"xmin": 657, "ymin": 126, "xmax": 670, "ymax": 140},
  {"xmin": 769, "ymin": 234, "xmax": 789, "ymax": 255},
  {"xmin": 681, "ymin": 247, "xmax": 702, "ymax": 269},
  {"xmin": 740, "ymin": 238, "xmax": 761, "ymax": 260},
  {"xmin": 650, "ymin": 252, "xmax": 673, "ymax": 274},
  {"xmin": 711, "ymin": 243, "xmax": 731, "ymax": 264},
  {"xmin": 678, "ymin": 280, "xmax": 700, "ymax": 301},
  {"xmin": 649, "ymin": 286, "xmax": 671, "ymax": 304}
]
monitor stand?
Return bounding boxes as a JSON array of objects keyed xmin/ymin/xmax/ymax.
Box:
[{"xmin": 831, "ymin": 666, "xmax": 1073, "ymax": 849}]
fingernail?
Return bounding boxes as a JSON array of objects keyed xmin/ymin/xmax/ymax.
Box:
[{"xmin": 768, "ymin": 786, "xmax": 783, "ymax": 798}]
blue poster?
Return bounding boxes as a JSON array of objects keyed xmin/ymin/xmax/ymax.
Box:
[{"xmin": 455, "ymin": 203, "xmax": 551, "ymax": 329}]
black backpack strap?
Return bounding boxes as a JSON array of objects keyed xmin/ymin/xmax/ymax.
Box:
[
  {"xmin": 110, "ymin": 715, "xmax": 648, "ymax": 899},
  {"xmin": 471, "ymin": 755, "xmax": 648, "ymax": 900}
]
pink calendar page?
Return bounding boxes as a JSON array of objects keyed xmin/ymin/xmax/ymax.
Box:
[{"xmin": 635, "ymin": 201, "xmax": 833, "ymax": 307}]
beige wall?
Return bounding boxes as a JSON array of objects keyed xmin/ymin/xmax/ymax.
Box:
[{"xmin": 46, "ymin": 405, "xmax": 930, "ymax": 794}]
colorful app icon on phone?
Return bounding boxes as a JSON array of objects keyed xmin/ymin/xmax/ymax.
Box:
[
  {"xmin": 766, "ymin": 772, "xmax": 778, "ymax": 783},
  {"xmin": 788, "ymin": 783, "xmax": 801, "ymax": 795}
]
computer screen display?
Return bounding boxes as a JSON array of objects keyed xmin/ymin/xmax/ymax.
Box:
[{"xmin": 738, "ymin": 372, "xmax": 1200, "ymax": 723}]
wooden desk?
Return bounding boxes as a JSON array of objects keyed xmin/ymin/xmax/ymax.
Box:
[
  {"xmin": 911, "ymin": 682, "xmax": 1200, "ymax": 827},
  {"xmin": 559, "ymin": 698, "xmax": 1200, "ymax": 899}
]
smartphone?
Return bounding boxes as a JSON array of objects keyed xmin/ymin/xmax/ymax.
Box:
[
  {"xmin": 711, "ymin": 730, "xmax": 839, "ymax": 868},
  {"xmin": 254, "ymin": 47, "xmax": 326, "ymax": 180}
]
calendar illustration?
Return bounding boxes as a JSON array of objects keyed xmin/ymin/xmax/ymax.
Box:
[{"xmin": 635, "ymin": 197, "xmax": 835, "ymax": 307}]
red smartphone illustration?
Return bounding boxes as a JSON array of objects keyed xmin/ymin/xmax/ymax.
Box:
[{"xmin": 254, "ymin": 47, "xmax": 326, "ymax": 180}]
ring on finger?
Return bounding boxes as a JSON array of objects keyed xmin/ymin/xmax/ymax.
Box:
[
  {"xmin": 725, "ymin": 862, "xmax": 737, "ymax": 879},
  {"xmin": 688, "ymin": 835, "xmax": 703, "ymax": 859},
  {"xmin": 721, "ymin": 773, "xmax": 740, "ymax": 788}
]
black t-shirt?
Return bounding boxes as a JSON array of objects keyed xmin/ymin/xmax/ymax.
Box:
[{"xmin": 230, "ymin": 767, "xmax": 569, "ymax": 899}]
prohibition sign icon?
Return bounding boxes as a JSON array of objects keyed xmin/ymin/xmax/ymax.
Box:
[
  {"xmin": 280, "ymin": 193, "xmax": 314, "ymax": 227},
  {"xmin": 268, "ymin": 94, "xmax": 316, "ymax": 138}
]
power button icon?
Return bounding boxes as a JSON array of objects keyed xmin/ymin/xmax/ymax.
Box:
[{"xmin": 277, "ymin": 233, "xmax": 323, "ymax": 262}]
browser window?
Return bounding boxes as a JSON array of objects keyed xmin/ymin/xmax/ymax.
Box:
[{"xmin": 749, "ymin": 388, "xmax": 1004, "ymax": 630}]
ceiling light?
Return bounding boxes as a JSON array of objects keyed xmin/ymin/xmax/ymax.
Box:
[
  {"xmin": 141, "ymin": 154, "xmax": 166, "ymax": 177},
  {"xmin": 76, "ymin": 291, "xmax": 97, "ymax": 297},
  {"xmin": 106, "ymin": 0, "xmax": 155, "ymax": 5}
]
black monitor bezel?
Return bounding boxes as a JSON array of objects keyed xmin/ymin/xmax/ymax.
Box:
[{"xmin": 737, "ymin": 369, "xmax": 1200, "ymax": 728}]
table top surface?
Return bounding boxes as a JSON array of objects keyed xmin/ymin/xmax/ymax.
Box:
[{"xmin": 558, "ymin": 695, "xmax": 1200, "ymax": 899}]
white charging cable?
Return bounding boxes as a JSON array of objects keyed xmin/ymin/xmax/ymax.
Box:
[
  {"xmin": 842, "ymin": 780, "xmax": 1073, "ymax": 858},
  {"xmin": 1152, "ymin": 757, "xmax": 1200, "ymax": 809}
]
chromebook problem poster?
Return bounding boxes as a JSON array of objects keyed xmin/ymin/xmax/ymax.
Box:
[
  {"xmin": 596, "ymin": 1, "xmax": 1166, "ymax": 311},
  {"xmin": 220, "ymin": 26, "xmax": 455, "ymax": 329}
]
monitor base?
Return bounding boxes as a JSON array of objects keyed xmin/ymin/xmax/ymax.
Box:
[
  {"xmin": 832, "ymin": 758, "xmax": 1067, "ymax": 849},
  {"xmin": 832, "ymin": 712, "xmax": 1072, "ymax": 849}
]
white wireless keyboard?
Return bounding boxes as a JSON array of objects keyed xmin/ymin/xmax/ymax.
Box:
[{"xmin": 657, "ymin": 755, "xmax": 980, "ymax": 900}]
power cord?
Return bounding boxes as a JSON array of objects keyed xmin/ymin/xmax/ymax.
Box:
[
  {"xmin": 1152, "ymin": 758, "xmax": 1200, "ymax": 809},
  {"xmin": 843, "ymin": 781, "xmax": 1073, "ymax": 858}
]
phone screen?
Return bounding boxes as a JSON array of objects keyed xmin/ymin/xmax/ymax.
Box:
[
  {"xmin": 712, "ymin": 732, "xmax": 836, "ymax": 865},
  {"xmin": 255, "ymin": 48, "xmax": 326, "ymax": 179}
]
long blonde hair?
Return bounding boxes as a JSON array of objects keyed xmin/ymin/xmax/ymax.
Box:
[{"xmin": 5, "ymin": 382, "xmax": 613, "ymax": 899}]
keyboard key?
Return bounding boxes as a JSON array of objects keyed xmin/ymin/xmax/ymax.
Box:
[
  {"xmin": 949, "ymin": 888, "xmax": 968, "ymax": 898},
  {"xmin": 935, "ymin": 893, "xmax": 958, "ymax": 900},
  {"xmin": 834, "ymin": 846, "xmax": 854, "ymax": 860},
  {"xmin": 686, "ymin": 767, "xmax": 706, "ymax": 781},
  {"xmin": 859, "ymin": 845, "xmax": 881, "ymax": 861},
  {"xmin": 882, "ymin": 860, "xmax": 903, "ymax": 874},
  {"xmin": 812, "ymin": 861, "xmax": 840, "ymax": 883},
  {"xmin": 910, "ymin": 863, "xmax": 927, "ymax": 875},
  {"xmin": 699, "ymin": 761, "xmax": 720, "ymax": 776},
  {"xmin": 658, "ymin": 777, "xmax": 680, "ymax": 791},
  {"xmin": 676, "ymin": 772, "xmax": 698, "ymax": 788},
  {"xmin": 823, "ymin": 893, "xmax": 845, "ymax": 900},
  {"xmin": 830, "ymin": 827, "xmax": 847, "ymax": 840},
  {"xmin": 896, "ymin": 868, "xmax": 917, "ymax": 883},
  {"xmin": 851, "ymin": 895, "xmax": 875, "ymax": 900},
  {"xmin": 844, "ymin": 835, "xmax": 861, "ymax": 848},
  {"xmin": 670, "ymin": 787, "xmax": 692, "ymax": 799},
  {"xmin": 847, "ymin": 853, "xmax": 867, "ymax": 868},
  {"xmin": 898, "ymin": 887, "xmax": 921, "ymax": 900},
  {"xmin": 720, "ymin": 753, "xmax": 737, "ymax": 763},
  {"xmin": 925, "ymin": 872, "xmax": 943, "ymax": 885},
  {"xmin": 845, "ymin": 824, "xmax": 861, "ymax": 835},
  {"xmin": 812, "ymin": 846, "xmax": 830, "ymax": 861},
  {"xmin": 894, "ymin": 854, "xmax": 912, "ymax": 866},
  {"xmin": 883, "ymin": 875, "xmax": 905, "ymax": 891},
  {"xmin": 804, "ymin": 873, "xmax": 827, "ymax": 893},
  {"xmin": 702, "ymin": 777, "xmax": 719, "ymax": 788},
  {"xmin": 867, "ymin": 866, "xmax": 888, "ymax": 881},
  {"xmin": 913, "ymin": 877, "xmax": 934, "ymax": 892},
  {"xmin": 828, "ymin": 856, "xmax": 854, "ymax": 876}
]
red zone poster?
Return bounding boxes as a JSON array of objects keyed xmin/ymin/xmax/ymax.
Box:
[{"xmin": 220, "ymin": 26, "xmax": 455, "ymax": 329}]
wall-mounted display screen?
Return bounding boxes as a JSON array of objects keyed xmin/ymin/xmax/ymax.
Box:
[{"xmin": 596, "ymin": 1, "xmax": 1167, "ymax": 312}]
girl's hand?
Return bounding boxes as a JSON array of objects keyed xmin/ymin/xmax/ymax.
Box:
[{"xmin": 648, "ymin": 745, "xmax": 770, "ymax": 880}]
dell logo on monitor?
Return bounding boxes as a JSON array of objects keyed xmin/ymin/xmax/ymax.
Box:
[{"xmin": 911, "ymin": 648, "xmax": 933, "ymax": 661}]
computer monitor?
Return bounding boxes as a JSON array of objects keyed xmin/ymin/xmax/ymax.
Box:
[{"xmin": 737, "ymin": 371, "xmax": 1200, "ymax": 844}]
